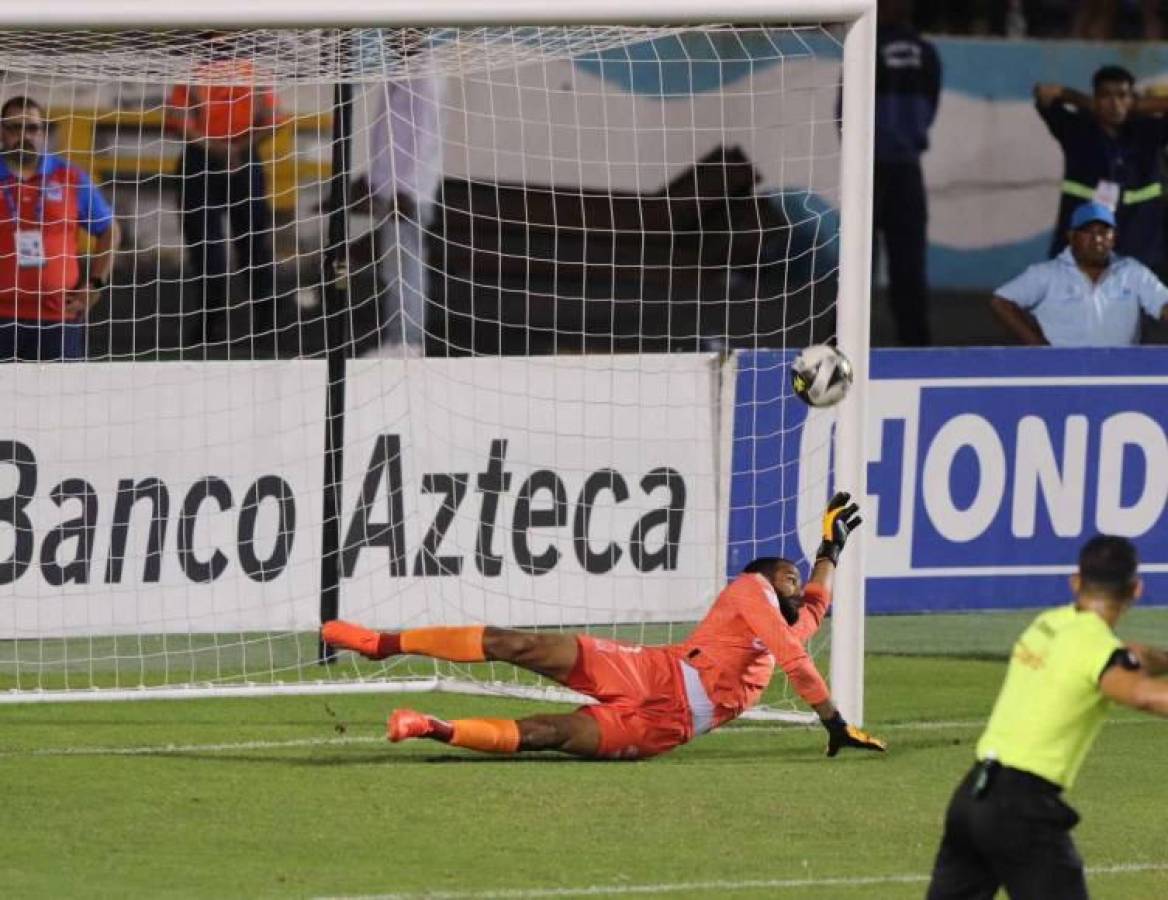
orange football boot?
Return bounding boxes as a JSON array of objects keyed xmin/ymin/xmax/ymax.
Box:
[
  {"xmin": 321, "ymin": 620, "xmax": 386, "ymax": 660},
  {"xmin": 388, "ymin": 708, "xmax": 436, "ymax": 742}
]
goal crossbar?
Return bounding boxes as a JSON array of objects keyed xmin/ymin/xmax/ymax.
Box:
[{"xmin": 6, "ymin": 1, "xmax": 875, "ymax": 30}]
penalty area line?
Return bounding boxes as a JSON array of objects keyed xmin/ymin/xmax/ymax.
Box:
[{"xmin": 315, "ymin": 862, "xmax": 1168, "ymax": 899}]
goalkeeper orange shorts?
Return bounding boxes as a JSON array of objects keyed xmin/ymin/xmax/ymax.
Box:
[{"xmin": 565, "ymin": 636, "xmax": 694, "ymax": 760}]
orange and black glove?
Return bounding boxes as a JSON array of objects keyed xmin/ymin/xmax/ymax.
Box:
[
  {"xmin": 822, "ymin": 712, "xmax": 887, "ymax": 757},
  {"xmin": 816, "ymin": 491, "xmax": 862, "ymax": 566}
]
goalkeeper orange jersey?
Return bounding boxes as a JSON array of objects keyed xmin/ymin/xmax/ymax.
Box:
[{"xmin": 671, "ymin": 573, "xmax": 832, "ymax": 728}]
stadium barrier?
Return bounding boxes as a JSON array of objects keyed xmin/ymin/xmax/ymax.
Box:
[
  {"xmin": 731, "ymin": 347, "xmax": 1168, "ymax": 611},
  {"xmin": 0, "ymin": 356, "xmax": 719, "ymax": 637},
  {"xmin": 4, "ymin": 346, "xmax": 1163, "ymax": 640}
]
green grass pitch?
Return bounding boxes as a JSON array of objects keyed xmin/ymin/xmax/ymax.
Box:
[{"xmin": 1, "ymin": 609, "xmax": 1167, "ymax": 899}]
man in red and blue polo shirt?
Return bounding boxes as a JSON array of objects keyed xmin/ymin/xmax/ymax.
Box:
[{"xmin": 0, "ymin": 96, "xmax": 119, "ymax": 360}]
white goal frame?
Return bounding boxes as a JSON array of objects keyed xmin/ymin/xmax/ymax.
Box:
[{"xmin": 1, "ymin": 0, "xmax": 875, "ymax": 722}]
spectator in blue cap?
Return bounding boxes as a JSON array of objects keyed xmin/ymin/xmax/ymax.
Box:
[{"xmin": 990, "ymin": 201, "xmax": 1168, "ymax": 346}]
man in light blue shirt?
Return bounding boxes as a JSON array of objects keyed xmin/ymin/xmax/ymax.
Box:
[{"xmin": 990, "ymin": 201, "xmax": 1168, "ymax": 346}]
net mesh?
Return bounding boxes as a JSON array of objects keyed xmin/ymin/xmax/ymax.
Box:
[
  {"xmin": 0, "ymin": 24, "xmax": 847, "ymax": 719},
  {"xmin": 0, "ymin": 27, "xmax": 833, "ymax": 83}
]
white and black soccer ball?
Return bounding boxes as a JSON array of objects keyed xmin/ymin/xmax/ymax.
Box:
[{"xmin": 790, "ymin": 344, "xmax": 854, "ymax": 408}]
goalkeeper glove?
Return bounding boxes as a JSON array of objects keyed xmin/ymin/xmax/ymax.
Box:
[
  {"xmin": 822, "ymin": 712, "xmax": 887, "ymax": 757},
  {"xmin": 816, "ymin": 491, "xmax": 862, "ymax": 566}
]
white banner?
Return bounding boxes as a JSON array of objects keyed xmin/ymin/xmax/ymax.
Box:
[
  {"xmin": 0, "ymin": 355, "xmax": 721, "ymax": 636},
  {"xmin": 0, "ymin": 362, "xmax": 327, "ymax": 637},
  {"xmin": 340, "ymin": 354, "xmax": 721, "ymax": 628}
]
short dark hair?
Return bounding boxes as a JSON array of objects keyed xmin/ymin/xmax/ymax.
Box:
[
  {"xmin": 1093, "ymin": 65, "xmax": 1135, "ymax": 93},
  {"xmin": 742, "ymin": 556, "xmax": 797, "ymax": 580},
  {"xmin": 1078, "ymin": 535, "xmax": 1139, "ymax": 601},
  {"xmin": 1, "ymin": 96, "xmax": 45, "ymax": 120}
]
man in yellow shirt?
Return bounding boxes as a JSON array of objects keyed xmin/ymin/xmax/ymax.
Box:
[{"xmin": 926, "ymin": 535, "xmax": 1168, "ymax": 899}]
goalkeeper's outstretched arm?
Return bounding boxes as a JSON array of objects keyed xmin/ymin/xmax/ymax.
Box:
[
  {"xmin": 742, "ymin": 492, "xmax": 884, "ymax": 756},
  {"xmin": 810, "ymin": 492, "xmax": 886, "ymax": 757}
]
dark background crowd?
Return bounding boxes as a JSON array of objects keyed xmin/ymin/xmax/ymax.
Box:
[
  {"xmin": 4, "ymin": 6, "xmax": 1168, "ymax": 360},
  {"xmin": 870, "ymin": 0, "xmax": 1168, "ymax": 348},
  {"xmin": 916, "ymin": 0, "xmax": 1168, "ymax": 39}
]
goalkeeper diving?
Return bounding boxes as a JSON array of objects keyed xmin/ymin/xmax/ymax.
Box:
[{"xmin": 323, "ymin": 492, "xmax": 886, "ymax": 760}]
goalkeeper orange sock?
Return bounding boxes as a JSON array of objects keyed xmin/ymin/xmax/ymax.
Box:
[
  {"xmin": 321, "ymin": 622, "xmax": 487, "ymax": 663},
  {"xmin": 450, "ymin": 718, "xmax": 521, "ymax": 753},
  {"xmin": 398, "ymin": 626, "xmax": 487, "ymax": 662}
]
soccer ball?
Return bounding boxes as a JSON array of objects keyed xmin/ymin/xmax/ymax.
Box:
[{"xmin": 790, "ymin": 344, "xmax": 854, "ymax": 408}]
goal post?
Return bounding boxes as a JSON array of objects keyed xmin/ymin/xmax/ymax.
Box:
[
  {"xmin": 834, "ymin": 5, "xmax": 876, "ymax": 725},
  {"xmin": 0, "ymin": 2, "xmax": 876, "ymax": 722}
]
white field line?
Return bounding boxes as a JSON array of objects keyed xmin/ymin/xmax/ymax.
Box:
[
  {"xmin": 0, "ymin": 735, "xmax": 384, "ymax": 758},
  {"xmin": 314, "ymin": 862, "xmax": 1168, "ymax": 900},
  {"xmin": 0, "ymin": 716, "xmax": 1163, "ymax": 759}
]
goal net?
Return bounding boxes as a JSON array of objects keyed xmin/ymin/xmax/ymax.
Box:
[{"xmin": 0, "ymin": 10, "xmax": 873, "ymax": 721}]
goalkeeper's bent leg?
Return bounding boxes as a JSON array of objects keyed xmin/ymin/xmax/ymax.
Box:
[
  {"xmin": 322, "ymin": 622, "xmax": 579, "ymax": 683},
  {"xmin": 322, "ymin": 621, "xmax": 486, "ymax": 662}
]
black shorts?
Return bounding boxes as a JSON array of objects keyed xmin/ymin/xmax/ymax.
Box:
[{"xmin": 926, "ymin": 762, "xmax": 1087, "ymax": 900}]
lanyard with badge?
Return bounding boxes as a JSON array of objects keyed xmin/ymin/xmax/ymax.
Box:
[
  {"xmin": 1, "ymin": 175, "xmax": 47, "ymax": 268},
  {"xmin": 1095, "ymin": 148, "xmax": 1126, "ymax": 210}
]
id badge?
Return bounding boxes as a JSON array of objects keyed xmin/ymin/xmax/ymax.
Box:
[
  {"xmin": 15, "ymin": 229, "xmax": 46, "ymax": 268},
  {"xmin": 1094, "ymin": 180, "xmax": 1121, "ymax": 210}
]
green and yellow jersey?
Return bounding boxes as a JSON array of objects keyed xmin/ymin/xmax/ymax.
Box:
[{"xmin": 977, "ymin": 604, "xmax": 1124, "ymax": 790}]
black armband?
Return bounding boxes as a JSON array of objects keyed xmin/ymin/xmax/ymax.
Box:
[{"xmin": 1099, "ymin": 647, "xmax": 1140, "ymax": 681}]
